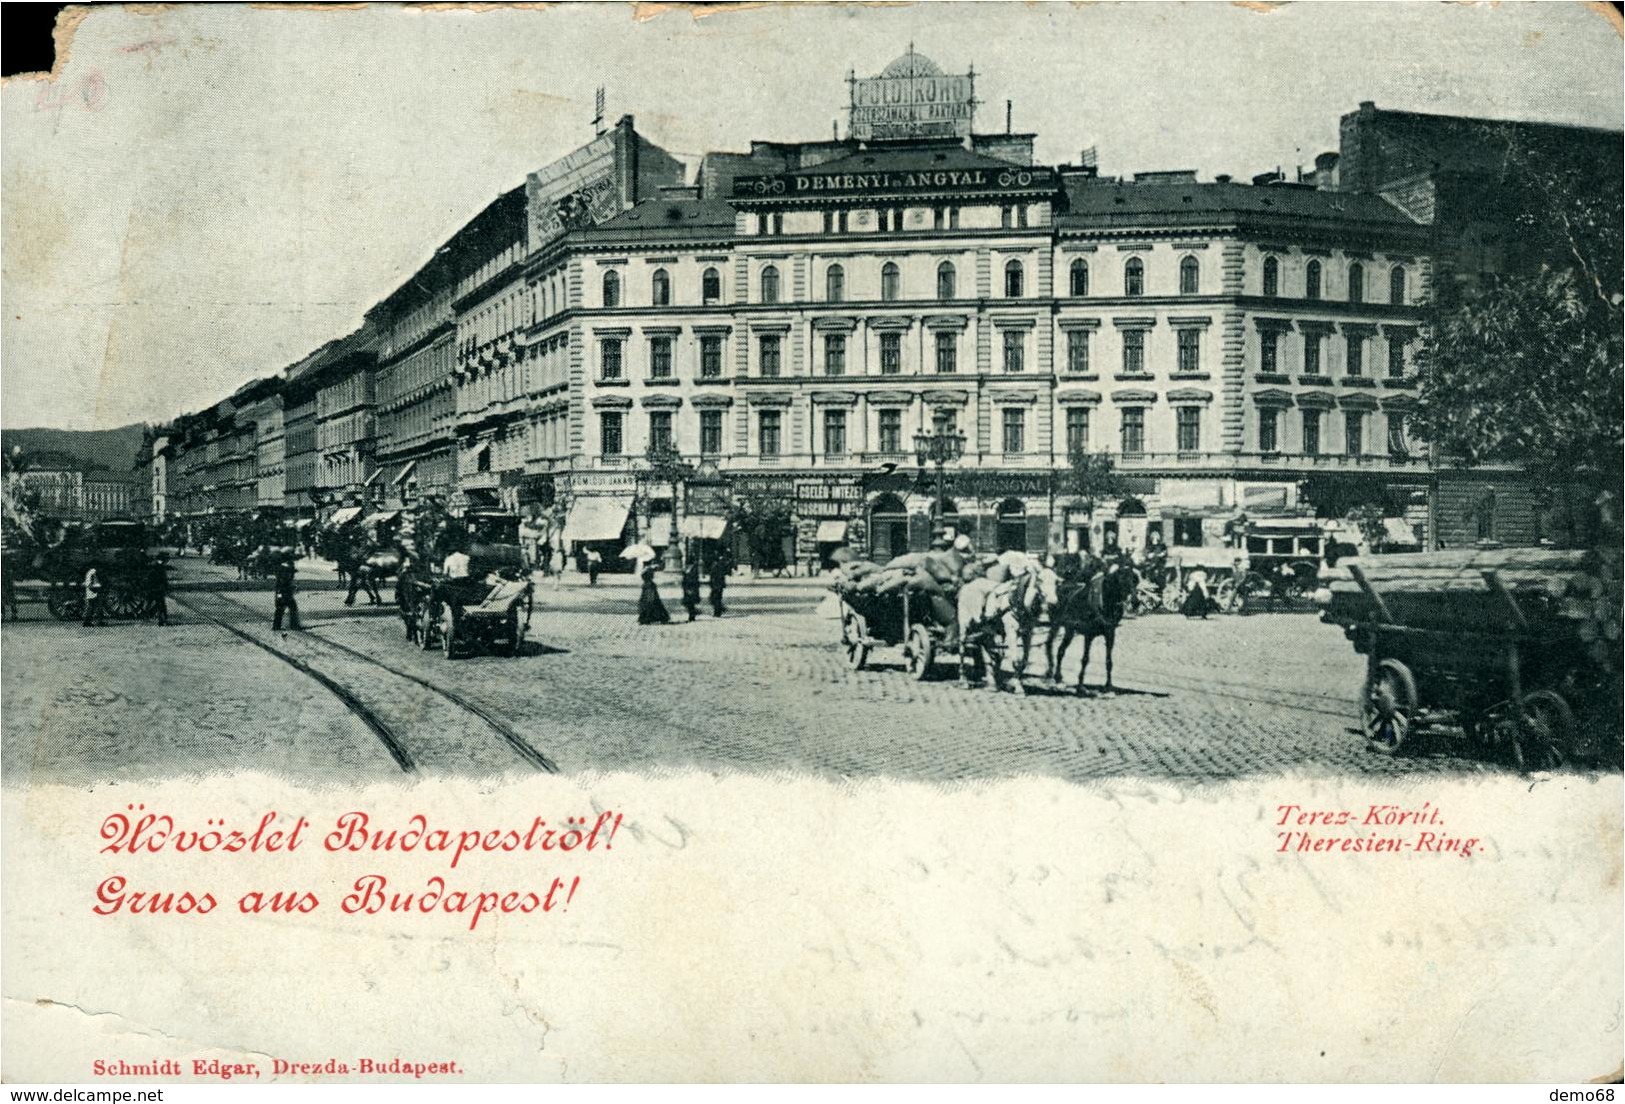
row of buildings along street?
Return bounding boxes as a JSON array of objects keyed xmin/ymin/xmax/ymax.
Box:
[{"xmin": 134, "ymin": 51, "xmax": 1621, "ymax": 572}]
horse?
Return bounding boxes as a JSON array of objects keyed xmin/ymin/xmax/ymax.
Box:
[
  {"xmin": 341, "ymin": 547, "xmax": 401, "ymax": 607},
  {"xmin": 1044, "ymin": 562, "xmax": 1138, "ymax": 696},
  {"xmin": 955, "ymin": 560, "xmax": 1057, "ymax": 694}
]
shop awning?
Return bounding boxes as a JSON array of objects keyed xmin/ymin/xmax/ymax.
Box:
[
  {"xmin": 361, "ymin": 511, "xmax": 400, "ymax": 528},
  {"xmin": 1382, "ymin": 517, "xmax": 1419, "ymax": 546},
  {"xmin": 294, "ymin": 519, "xmax": 315, "ymax": 530},
  {"xmin": 363, "ymin": 469, "xmax": 383, "ymax": 487},
  {"xmin": 328, "ymin": 506, "xmax": 363, "ymax": 526},
  {"xmin": 391, "ymin": 461, "xmax": 417, "ymax": 487},
  {"xmin": 647, "ymin": 515, "xmax": 673, "ymax": 546},
  {"xmin": 563, "ymin": 496, "xmax": 633, "ymax": 544},
  {"xmin": 815, "ymin": 520, "xmax": 849, "ymax": 543},
  {"xmin": 679, "ymin": 515, "xmax": 730, "ymax": 540}
]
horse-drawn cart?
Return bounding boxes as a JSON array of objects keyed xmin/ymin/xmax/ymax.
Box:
[
  {"xmin": 405, "ymin": 574, "xmax": 533, "ymax": 659},
  {"xmin": 36, "ymin": 519, "xmax": 163, "ymax": 622},
  {"xmin": 836, "ymin": 583, "xmax": 959, "ymax": 680},
  {"xmin": 1320, "ymin": 548, "xmax": 1621, "ymax": 770}
]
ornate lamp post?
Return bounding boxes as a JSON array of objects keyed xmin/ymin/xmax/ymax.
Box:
[{"xmin": 913, "ymin": 427, "xmax": 966, "ymax": 541}]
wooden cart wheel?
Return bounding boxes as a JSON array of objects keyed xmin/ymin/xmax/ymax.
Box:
[
  {"xmin": 1160, "ymin": 584, "xmax": 1183, "ymax": 614},
  {"xmin": 1514, "ymin": 690, "xmax": 1573, "ymax": 772},
  {"xmin": 1362, "ymin": 659, "xmax": 1418, "ymax": 755},
  {"xmin": 440, "ymin": 607, "xmax": 457, "ymax": 659},
  {"xmin": 905, "ymin": 623, "xmax": 935, "ymax": 681},
  {"xmin": 841, "ymin": 610, "xmax": 870, "ymax": 671},
  {"xmin": 418, "ymin": 602, "xmax": 437, "ymax": 651},
  {"xmin": 46, "ymin": 581, "xmax": 80, "ymax": 621},
  {"xmin": 1214, "ymin": 578, "xmax": 1241, "ymax": 615}
]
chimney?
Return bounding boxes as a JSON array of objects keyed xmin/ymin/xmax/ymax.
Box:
[
  {"xmin": 1006, "ymin": 100, "xmax": 1012, "ymax": 135},
  {"xmin": 1251, "ymin": 169, "xmax": 1283, "ymax": 186},
  {"xmin": 1214, "ymin": 173, "xmax": 1232, "ymax": 184}
]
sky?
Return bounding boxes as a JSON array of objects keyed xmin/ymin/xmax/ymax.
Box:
[{"xmin": 2, "ymin": 1, "xmax": 1620, "ymax": 431}]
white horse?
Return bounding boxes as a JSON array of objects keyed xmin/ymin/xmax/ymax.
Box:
[{"xmin": 955, "ymin": 558, "xmax": 1058, "ymax": 693}]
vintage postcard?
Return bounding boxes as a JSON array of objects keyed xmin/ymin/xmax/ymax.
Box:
[{"xmin": 2, "ymin": 1, "xmax": 1621, "ymax": 1086}]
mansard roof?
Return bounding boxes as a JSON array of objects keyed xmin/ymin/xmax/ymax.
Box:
[
  {"xmin": 1057, "ymin": 179, "xmax": 1424, "ymax": 232},
  {"xmin": 579, "ymin": 197, "xmax": 737, "ymax": 244}
]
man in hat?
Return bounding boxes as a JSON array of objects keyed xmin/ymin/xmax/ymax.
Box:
[
  {"xmin": 149, "ymin": 553, "xmax": 171, "ymax": 627},
  {"xmin": 707, "ymin": 550, "xmax": 729, "ymax": 617},
  {"xmin": 272, "ymin": 551, "xmax": 301, "ymax": 631},
  {"xmin": 586, "ymin": 547, "xmax": 602, "ymax": 586}
]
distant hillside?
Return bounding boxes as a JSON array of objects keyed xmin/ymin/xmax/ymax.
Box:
[{"xmin": 2, "ymin": 424, "xmax": 146, "ymax": 476}]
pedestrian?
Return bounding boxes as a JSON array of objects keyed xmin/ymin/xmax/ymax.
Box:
[
  {"xmin": 681, "ymin": 557, "xmax": 702, "ymax": 622},
  {"xmin": 637, "ymin": 558, "xmax": 671, "ymax": 625},
  {"xmin": 150, "ymin": 554, "xmax": 170, "ymax": 626},
  {"xmin": 1183, "ymin": 565, "xmax": 1211, "ymax": 620},
  {"xmin": 708, "ymin": 552, "xmax": 728, "ymax": 618},
  {"xmin": 2, "ymin": 563, "xmax": 18, "ymax": 622},
  {"xmin": 586, "ymin": 548, "xmax": 602, "ymax": 586},
  {"xmin": 81, "ymin": 564, "xmax": 108, "ymax": 627},
  {"xmin": 538, "ymin": 539, "xmax": 553, "ymax": 578},
  {"xmin": 272, "ymin": 552, "xmax": 301, "ymax": 631}
]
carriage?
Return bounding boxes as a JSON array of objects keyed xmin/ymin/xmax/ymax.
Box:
[
  {"xmin": 36, "ymin": 519, "xmax": 164, "ymax": 622},
  {"xmin": 1160, "ymin": 545, "xmax": 1251, "ymax": 614},
  {"xmin": 836, "ymin": 581, "xmax": 960, "ymax": 680},
  {"xmin": 1320, "ymin": 548, "xmax": 1621, "ymax": 770},
  {"xmin": 404, "ymin": 572, "xmax": 534, "ymax": 659}
]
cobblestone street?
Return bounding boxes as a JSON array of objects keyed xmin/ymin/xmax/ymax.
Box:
[{"xmin": 3, "ymin": 558, "xmax": 1505, "ymax": 785}]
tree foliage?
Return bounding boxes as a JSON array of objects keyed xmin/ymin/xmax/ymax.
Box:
[
  {"xmin": 1411, "ymin": 143, "xmax": 1623, "ymax": 489},
  {"xmin": 728, "ymin": 492, "xmax": 794, "ymax": 570},
  {"xmin": 1066, "ymin": 448, "xmax": 1131, "ymax": 514}
]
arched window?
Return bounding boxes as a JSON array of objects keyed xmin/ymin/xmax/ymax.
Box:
[
  {"xmin": 1305, "ymin": 259, "xmax": 1322, "ymax": 301},
  {"xmin": 1263, "ymin": 256, "xmax": 1279, "ymax": 297},
  {"xmin": 1389, "ymin": 265, "xmax": 1406, "ymax": 305},
  {"xmin": 1124, "ymin": 257, "xmax": 1144, "ymax": 297},
  {"xmin": 651, "ymin": 268, "xmax": 671, "ymax": 307},
  {"xmin": 1348, "ymin": 261, "xmax": 1365, "ymax": 304},
  {"xmin": 1004, "ymin": 259, "xmax": 1024, "ymax": 298},
  {"xmin": 937, "ymin": 261, "xmax": 957, "ymax": 300},
  {"xmin": 602, "ymin": 270, "xmax": 620, "ymax": 308},
  {"xmin": 701, "ymin": 267, "xmax": 721, "ymax": 305},
  {"xmin": 826, "ymin": 264, "xmax": 845, "ymax": 303},
  {"xmin": 881, "ymin": 262, "xmax": 900, "ymax": 302},
  {"xmin": 760, "ymin": 265, "xmax": 780, "ymax": 304},
  {"xmin": 1070, "ymin": 259, "xmax": 1089, "ymax": 297},
  {"xmin": 1179, "ymin": 256, "xmax": 1200, "ymax": 295}
]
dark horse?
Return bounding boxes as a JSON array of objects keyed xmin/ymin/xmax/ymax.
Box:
[
  {"xmin": 1044, "ymin": 562, "xmax": 1137, "ymax": 696},
  {"xmin": 334, "ymin": 530, "xmax": 401, "ymax": 607}
]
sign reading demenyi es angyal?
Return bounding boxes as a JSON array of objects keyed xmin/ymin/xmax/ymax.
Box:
[{"xmin": 732, "ymin": 166, "xmax": 1056, "ymax": 198}]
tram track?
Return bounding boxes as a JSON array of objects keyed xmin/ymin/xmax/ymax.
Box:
[{"xmin": 174, "ymin": 590, "xmax": 556, "ymax": 775}]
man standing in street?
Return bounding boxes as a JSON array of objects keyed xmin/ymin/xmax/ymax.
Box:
[
  {"xmin": 586, "ymin": 547, "xmax": 602, "ymax": 586},
  {"xmin": 708, "ymin": 551, "xmax": 728, "ymax": 618},
  {"xmin": 81, "ymin": 564, "xmax": 108, "ymax": 627},
  {"xmin": 272, "ymin": 551, "xmax": 301, "ymax": 631},
  {"xmin": 150, "ymin": 554, "xmax": 171, "ymax": 627},
  {"xmin": 681, "ymin": 555, "xmax": 703, "ymax": 622}
]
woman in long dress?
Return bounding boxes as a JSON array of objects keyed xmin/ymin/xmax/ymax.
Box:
[{"xmin": 637, "ymin": 559, "xmax": 671, "ymax": 625}]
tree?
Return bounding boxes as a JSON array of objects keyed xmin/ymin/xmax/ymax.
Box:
[
  {"xmin": 729, "ymin": 492, "xmax": 794, "ymax": 572},
  {"xmin": 1066, "ymin": 448, "xmax": 1131, "ymax": 515},
  {"xmin": 1410, "ymin": 140, "xmax": 1623, "ymax": 494},
  {"xmin": 644, "ymin": 442, "xmax": 693, "ymax": 569}
]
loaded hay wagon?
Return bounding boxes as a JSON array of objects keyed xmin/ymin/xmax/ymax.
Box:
[
  {"xmin": 832, "ymin": 547, "xmax": 974, "ymax": 680},
  {"xmin": 1319, "ymin": 546, "xmax": 1622, "ymax": 770}
]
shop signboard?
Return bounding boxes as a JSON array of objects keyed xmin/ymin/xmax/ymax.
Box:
[{"xmin": 848, "ymin": 51, "xmax": 976, "ymax": 141}]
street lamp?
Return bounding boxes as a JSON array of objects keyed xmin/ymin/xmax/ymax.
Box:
[{"xmin": 913, "ymin": 427, "xmax": 966, "ymax": 541}]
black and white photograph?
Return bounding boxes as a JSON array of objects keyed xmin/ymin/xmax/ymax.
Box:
[{"xmin": 2, "ymin": 1, "xmax": 1620, "ymax": 1088}]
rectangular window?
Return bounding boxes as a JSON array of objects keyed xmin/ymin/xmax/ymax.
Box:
[
  {"xmin": 1122, "ymin": 330, "xmax": 1146, "ymax": 375},
  {"xmin": 822, "ymin": 409, "xmax": 847, "ymax": 457},
  {"xmin": 935, "ymin": 331, "xmax": 957, "ymax": 374},
  {"xmin": 1346, "ymin": 335, "xmax": 1364, "ymax": 377},
  {"xmin": 649, "ymin": 337, "xmax": 672, "ymax": 380},
  {"xmin": 1260, "ymin": 331, "xmax": 1278, "ymax": 374},
  {"xmin": 600, "ymin": 338, "xmax": 623, "ymax": 380},
  {"xmin": 649, "ymin": 411, "xmax": 673, "ymax": 452},
  {"xmin": 1177, "ymin": 330, "xmax": 1200, "ymax": 374},
  {"xmin": 1388, "ymin": 414, "xmax": 1409, "ymax": 457},
  {"xmin": 1345, "ymin": 412, "xmax": 1364, "ymax": 456},
  {"xmin": 878, "ymin": 409, "xmax": 902, "ymax": 454},
  {"xmin": 1000, "ymin": 408, "xmax": 1025, "ymax": 454},
  {"xmin": 600, "ymin": 412, "xmax": 623, "ymax": 457},
  {"xmin": 1174, "ymin": 518, "xmax": 1203, "ymax": 547},
  {"xmin": 1176, "ymin": 407, "xmax": 1201, "ymax": 452},
  {"xmin": 824, "ymin": 334, "xmax": 846, "ymax": 377},
  {"xmin": 700, "ymin": 410, "xmax": 723, "ymax": 456},
  {"xmin": 700, "ymin": 335, "xmax": 723, "ymax": 379},
  {"xmin": 1259, "ymin": 408, "xmax": 1279, "ymax": 453},
  {"xmin": 1303, "ymin": 335, "xmax": 1321, "ymax": 376},
  {"xmin": 1002, "ymin": 330, "xmax": 1025, "ymax": 373},
  {"xmin": 759, "ymin": 335, "xmax": 781, "ymax": 378},
  {"xmin": 1388, "ymin": 339, "xmax": 1406, "ymax": 379},
  {"xmin": 1067, "ymin": 331, "xmax": 1090, "ymax": 375},
  {"xmin": 1065, "ymin": 408, "xmax": 1090, "ymax": 455},
  {"xmin": 1303, "ymin": 410, "xmax": 1321, "ymax": 456},
  {"xmin": 759, "ymin": 411, "xmax": 781, "ymax": 457},
  {"xmin": 1120, "ymin": 408, "xmax": 1146, "ymax": 454},
  {"xmin": 880, "ymin": 333, "xmax": 902, "ymax": 375},
  {"xmin": 932, "ymin": 409, "xmax": 958, "ymax": 436}
]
